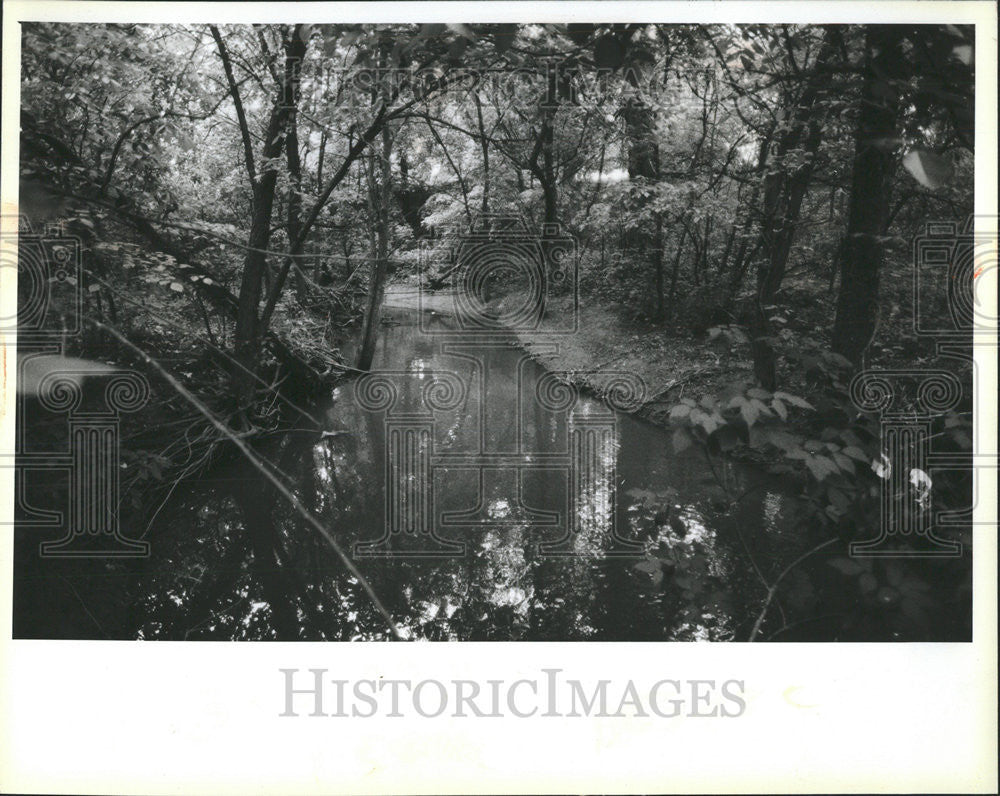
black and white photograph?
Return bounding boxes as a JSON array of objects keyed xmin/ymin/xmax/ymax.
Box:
[{"xmin": 1, "ymin": 1, "xmax": 996, "ymax": 793}]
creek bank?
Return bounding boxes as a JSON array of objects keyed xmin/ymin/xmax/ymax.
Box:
[{"xmin": 386, "ymin": 281, "xmax": 753, "ymax": 428}]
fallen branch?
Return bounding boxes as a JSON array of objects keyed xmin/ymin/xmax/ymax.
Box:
[{"xmin": 91, "ymin": 318, "xmax": 404, "ymax": 640}]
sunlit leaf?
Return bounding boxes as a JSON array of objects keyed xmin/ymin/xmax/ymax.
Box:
[
  {"xmin": 952, "ymin": 44, "xmax": 973, "ymax": 65},
  {"xmin": 909, "ymin": 468, "xmax": 932, "ymax": 507},
  {"xmin": 872, "ymin": 453, "xmax": 891, "ymax": 479},
  {"xmin": 902, "ymin": 149, "xmax": 954, "ymax": 190}
]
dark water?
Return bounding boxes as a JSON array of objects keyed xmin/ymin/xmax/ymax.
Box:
[
  {"xmin": 170, "ymin": 302, "xmax": 815, "ymax": 641},
  {"xmin": 306, "ymin": 303, "xmax": 806, "ymax": 641},
  {"xmin": 14, "ymin": 301, "xmax": 828, "ymax": 641}
]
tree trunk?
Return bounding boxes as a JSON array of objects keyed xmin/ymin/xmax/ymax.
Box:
[
  {"xmin": 655, "ymin": 212, "xmax": 664, "ymax": 321},
  {"xmin": 831, "ymin": 26, "xmax": 905, "ymax": 366},
  {"xmin": 285, "ymin": 95, "xmax": 307, "ymax": 301},
  {"xmin": 474, "ymin": 91, "xmax": 491, "ymax": 218},
  {"xmin": 357, "ymin": 122, "xmax": 392, "ymax": 372},
  {"xmin": 725, "ymin": 132, "xmax": 772, "ymax": 307},
  {"xmin": 230, "ymin": 29, "xmax": 307, "ymax": 409},
  {"xmin": 538, "ymin": 118, "xmax": 558, "ymax": 226},
  {"xmin": 622, "ymin": 70, "xmax": 661, "ymax": 318},
  {"xmin": 750, "ymin": 120, "xmax": 823, "ymax": 390},
  {"xmin": 748, "ymin": 31, "xmax": 836, "ymax": 389},
  {"xmin": 719, "ymin": 217, "xmax": 736, "ymax": 277},
  {"xmin": 665, "ymin": 221, "xmax": 690, "ymax": 320}
]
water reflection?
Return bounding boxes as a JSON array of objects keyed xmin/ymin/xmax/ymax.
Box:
[{"xmin": 15, "ymin": 305, "xmax": 808, "ymax": 640}]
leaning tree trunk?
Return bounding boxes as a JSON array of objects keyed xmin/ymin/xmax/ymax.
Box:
[{"xmin": 831, "ymin": 26, "xmax": 906, "ymax": 367}]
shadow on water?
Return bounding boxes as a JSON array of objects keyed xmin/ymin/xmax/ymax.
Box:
[{"xmin": 15, "ymin": 300, "xmax": 833, "ymax": 641}]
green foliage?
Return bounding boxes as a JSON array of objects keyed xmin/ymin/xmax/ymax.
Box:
[{"xmin": 661, "ymin": 340, "xmax": 972, "ymax": 639}]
